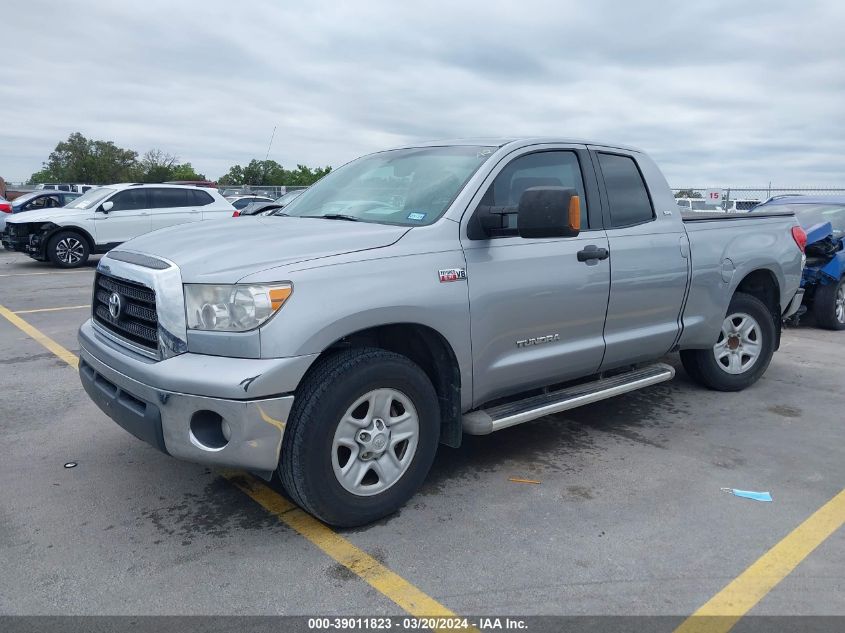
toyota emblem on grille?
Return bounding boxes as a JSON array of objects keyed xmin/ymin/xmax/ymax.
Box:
[{"xmin": 108, "ymin": 292, "xmax": 122, "ymax": 319}]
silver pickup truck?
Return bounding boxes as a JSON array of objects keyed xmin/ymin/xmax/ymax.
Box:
[{"xmin": 77, "ymin": 138, "xmax": 806, "ymax": 526}]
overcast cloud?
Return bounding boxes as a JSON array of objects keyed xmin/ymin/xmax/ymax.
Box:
[{"xmin": 2, "ymin": 0, "xmax": 844, "ymax": 186}]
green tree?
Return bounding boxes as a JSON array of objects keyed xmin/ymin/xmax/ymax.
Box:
[
  {"xmin": 285, "ymin": 164, "xmax": 332, "ymax": 186},
  {"xmin": 217, "ymin": 165, "xmax": 245, "ymax": 186},
  {"xmin": 169, "ymin": 163, "xmax": 206, "ymax": 181},
  {"xmin": 29, "ymin": 132, "xmax": 139, "ymax": 184},
  {"xmin": 674, "ymin": 189, "xmax": 702, "ymax": 198},
  {"xmin": 218, "ymin": 160, "xmax": 331, "ymax": 186},
  {"xmin": 138, "ymin": 149, "xmax": 178, "ymax": 182}
]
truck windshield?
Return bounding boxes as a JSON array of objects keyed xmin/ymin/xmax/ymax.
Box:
[
  {"xmin": 63, "ymin": 187, "xmax": 115, "ymax": 210},
  {"xmin": 282, "ymin": 146, "xmax": 495, "ymax": 226}
]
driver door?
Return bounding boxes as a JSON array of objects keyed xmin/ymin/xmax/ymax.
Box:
[{"xmin": 460, "ymin": 146, "xmax": 611, "ymax": 406}]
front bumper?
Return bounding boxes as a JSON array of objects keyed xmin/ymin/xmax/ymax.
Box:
[
  {"xmin": 1, "ymin": 228, "xmax": 29, "ymax": 252},
  {"xmin": 79, "ymin": 327, "xmax": 296, "ymax": 477}
]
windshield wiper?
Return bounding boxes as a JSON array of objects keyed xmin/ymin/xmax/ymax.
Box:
[{"xmin": 313, "ymin": 213, "xmax": 361, "ymax": 222}]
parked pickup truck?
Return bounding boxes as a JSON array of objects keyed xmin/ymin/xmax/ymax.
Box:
[{"xmin": 77, "ymin": 138, "xmax": 806, "ymax": 526}]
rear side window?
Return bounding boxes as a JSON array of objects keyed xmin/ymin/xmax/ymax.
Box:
[
  {"xmin": 110, "ymin": 189, "xmax": 148, "ymax": 211},
  {"xmin": 150, "ymin": 188, "xmax": 191, "ymax": 209},
  {"xmin": 233, "ymin": 198, "xmax": 258, "ymax": 210},
  {"xmin": 190, "ymin": 189, "xmax": 214, "ymax": 206},
  {"xmin": 598, "ymin": 153, "xmax": 654, "ymax": 228},
  {"xmin": 478, "ymin": 150, "xmax": 588, "ymax": 234}
]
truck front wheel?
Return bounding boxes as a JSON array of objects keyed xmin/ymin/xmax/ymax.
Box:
[
  {"xmin": 813, "ymin": 276, "xmax": 845, "ymax": 330},
  {"xmin": 278, "ymin": 348, "xmax": 440, "ymax": 527},
  {"xmin": 681, "ymin": 292, "xmax": 776, "ymax": 392}
]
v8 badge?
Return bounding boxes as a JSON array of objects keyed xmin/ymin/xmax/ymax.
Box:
[{"xmin": 438, "ymin": 268, "xmax": 467, "ymax": 283}]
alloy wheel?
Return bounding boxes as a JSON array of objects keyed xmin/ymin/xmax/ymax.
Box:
[
  {"xmin": 331, "ymin": 388, "xmax": 419, "ymax": 496},
  {"xmin": 55, "ymin": 237, "xmax": 85, "ymax": 265},
  {"xmin": 713, "ymin": 312, "xmax": 762, "ymax": 374}
]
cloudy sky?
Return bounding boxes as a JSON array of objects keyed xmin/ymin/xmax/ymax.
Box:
[{"xmin": 3, "ymin": 0, "xmax": 844, "ymax": 186}]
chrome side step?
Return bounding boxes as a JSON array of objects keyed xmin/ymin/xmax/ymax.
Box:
[{"xmin": 462, "ymin": 363, "xmax": 675, "ymax": 435}]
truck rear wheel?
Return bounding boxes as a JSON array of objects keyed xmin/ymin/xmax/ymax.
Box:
[
  {"xmin": 278, "ymin": 348, "xmax": 440, "ymax": 527},
  {"xmin": 813, "ymin": 276, "xmax": 845, "ymax": 330},
  {"xmin": 47, "ymin": 231, "xmax": 90, "ymax": 268},
  {"xmin": 680, "ymin": 292, "xmax": 776, "ymax": 392}
]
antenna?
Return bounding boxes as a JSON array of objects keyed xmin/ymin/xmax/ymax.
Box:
[{"xmin": 264, "ymin": 125, "xmax": 277, "ymax": 162}]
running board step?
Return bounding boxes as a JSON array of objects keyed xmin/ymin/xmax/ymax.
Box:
[{"xmin": 462, "ymin": 363, "xmax": 675, "ymax": 435}]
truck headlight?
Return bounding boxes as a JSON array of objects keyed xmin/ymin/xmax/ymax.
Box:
[{"xmin": 184, "ymin": 283, "xmax": 292, "ymax": 331}]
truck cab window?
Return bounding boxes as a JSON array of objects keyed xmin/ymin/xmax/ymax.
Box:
[
  {"xmin": 597, "ymin": 153, "xmax": 654, "ymax": 228},
  {"xmin": 478, "ymin": 151, "xmax": 588, "ymax": 235}
]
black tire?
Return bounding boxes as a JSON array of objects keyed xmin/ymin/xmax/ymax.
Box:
[
  {"xmin": 47, "ymin": 231, "xmax": 90, "ymax": 268},
  {"xmin": 812, "ymin": 276, "xmax": 845, "ymax": 331},
  {"xmin": 680, "ymin": 292, "xmax": 776, "ymax": 392},
  {"xmin": 279, "ymin": 347, "xmax": 440, "ymax": 527}
]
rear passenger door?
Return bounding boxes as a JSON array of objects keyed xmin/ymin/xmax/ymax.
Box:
[
  {"xmin": 148, "ymin": 188, "xmax": 198, "ymax": 230},
  {"xmin": 590, "ymin": 149, "xmax": 688, "ymax": 370}
]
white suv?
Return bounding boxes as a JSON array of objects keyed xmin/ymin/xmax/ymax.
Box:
[{"xmin": 1, "ymin": 183, "xmax": 235, "ymax": 268}]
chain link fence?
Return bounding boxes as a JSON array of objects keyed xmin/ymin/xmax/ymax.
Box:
[
  {"xmin": 672, "ymin": 187, "xmax": 845, "ymax": 212},
  {"xmin": 3, "ymin": 183, "xmax": 309, "ymax": 200},
  {"xmin": 216, "ymin": 185, "xmax": 309, "ymax": 198}
]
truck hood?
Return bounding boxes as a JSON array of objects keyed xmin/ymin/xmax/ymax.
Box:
[
  {"xmin": 116, "ymin": 216, "xmax": 410, "ymax": 283},
  {"xmin": 6, "ymin": 208, "xmax": 91, "ymax": 224}
]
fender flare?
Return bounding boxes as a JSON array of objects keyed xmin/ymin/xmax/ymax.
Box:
[{"xmin": 39, "ymin": 223, "xmax": 96, "ymax": 253}]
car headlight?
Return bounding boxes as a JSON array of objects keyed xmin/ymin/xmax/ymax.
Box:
[{"xmin": 184, "ymin": 283, "xmax": 292, "ymax": 332}]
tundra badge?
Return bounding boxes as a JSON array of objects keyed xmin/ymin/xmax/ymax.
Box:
[{"xmin": 516, "ymin": 334, "xmax": 560, "ymax": 348}]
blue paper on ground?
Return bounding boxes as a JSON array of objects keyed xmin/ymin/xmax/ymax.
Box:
[{"xmin": 728, "ymin": 489, "xmax": 773, "ymax": 502}]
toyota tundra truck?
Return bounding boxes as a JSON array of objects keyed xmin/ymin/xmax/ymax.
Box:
[{"xmin": 77, "ymin": 138, "xmax": 806, "ymax": 526}]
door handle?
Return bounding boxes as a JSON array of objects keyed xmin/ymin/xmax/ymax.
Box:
[{"xmin": 577, "ymin": 246, "xmax": 609, "ymax": 262}]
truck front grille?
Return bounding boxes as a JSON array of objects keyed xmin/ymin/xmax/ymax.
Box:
[{"xmin": 93, "ymin": 273, "xmax": 158, "ymax": 352}]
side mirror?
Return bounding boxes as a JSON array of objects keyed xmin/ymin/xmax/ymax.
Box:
[
  {"xmin": 517, "ymin": 187, "xmax": 580, "ymax": 239},
  {"xmin": 100, "ymin": 201, "xmax": 114, "ymax": 213}
]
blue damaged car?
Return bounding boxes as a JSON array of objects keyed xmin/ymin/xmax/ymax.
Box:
[{"xmin": 754, "ymin": 196, "xmax": 845, "ymax": 330}]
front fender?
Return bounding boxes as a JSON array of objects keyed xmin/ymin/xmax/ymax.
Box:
[
  {"xmin": 256, "ymin": 252, "xmax": 474, "ymax": 409},
  {"xmin": 26, "ymin": 222, "xmax": 95, "ymax": 259}
]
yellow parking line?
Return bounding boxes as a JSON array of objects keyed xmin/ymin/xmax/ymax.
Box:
[
  {"xmin": 224, "ymin": 472, "xmax": 469, "ymax": 625},
  {"xmin": 674, "ymin": 487, "xmax": 845, "ymax": 633},
  {"xmin": 0, "ymin": 305, "xmax": 468, "ymax": 627},
  {"xmin": 14, "ymin": 304, "xmax": 90, "ymax": 314},
  {"xmin": 0, "ymin": 270, "xmax": 94, "ymax": 277},
  {"xmin": 0, "ymin": 304, "xmax": 79, "ymax": 368}
]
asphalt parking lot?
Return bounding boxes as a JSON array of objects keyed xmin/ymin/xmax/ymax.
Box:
[{"xmin": 1, "ymin": 247, "xmax": 843, "ymax": 628}]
